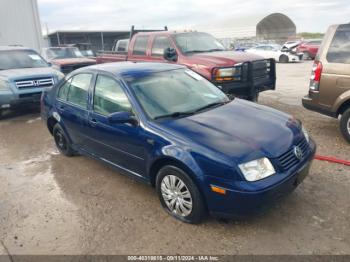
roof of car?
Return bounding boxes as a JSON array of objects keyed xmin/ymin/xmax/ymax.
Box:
[
  {"xmin": 0, "ymin": 46, "xmax": 34, "ymax": 51},
  {"xmin": 80, "ymin": 62, "xmax": 186, "ymax": 77}
]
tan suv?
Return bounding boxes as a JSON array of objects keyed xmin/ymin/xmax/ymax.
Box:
[{"xmin": 302, "ymin": 24, "xmax": 350, "ymax": 143}]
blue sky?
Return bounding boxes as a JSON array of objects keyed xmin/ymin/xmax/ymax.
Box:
[{"xmin": 37, "ymin": 0, "xmax": 350, "ymax": 37}]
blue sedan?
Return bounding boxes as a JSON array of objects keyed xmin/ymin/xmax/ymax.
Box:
[{"xmin": 41, "ymin": 62, "xmax": 316, "ymax": 223}]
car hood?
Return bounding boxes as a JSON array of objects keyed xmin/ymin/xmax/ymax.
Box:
[
  {"xmin": 51, "ymin": 58, "xmax": 96, "ymax": 66},
  {"xmin": 0, "ymin": 67, "xmax": 60, "ymax": 81},
  {"xmin": 189, "ymin": 51, "xmax": 265, "ymax": 67},
  {"xmin": 156, "ymin": 99, "xmax": 302, "ymax": 164}
]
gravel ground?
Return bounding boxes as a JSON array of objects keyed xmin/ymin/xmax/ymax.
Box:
[{"xmin": 0, "ymin": 61, "xmax": 349, "ymax": 255}]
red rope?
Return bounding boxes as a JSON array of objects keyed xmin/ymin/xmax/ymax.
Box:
[{"xmin": 315, "ymin": 155, "xmax": 350, "ymax": 166}]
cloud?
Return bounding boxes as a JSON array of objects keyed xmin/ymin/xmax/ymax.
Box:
[{"xmin": 37, "ymin": 0, "xmax": 350, "ymax": 37}]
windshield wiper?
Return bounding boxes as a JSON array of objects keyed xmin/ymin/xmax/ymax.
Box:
[
  {"xmin": 193, "ymin": 101, "xmax": 230, "ymax": 113},
  {"xmin": 184, "ymin": 50, "xmax": 208, "ymax": 54},
  {"xmin": 154, "ymin": 111, "xmax": 194, "ymax": 120},
  {"xmin": 207, "ymin": 49, "xmax": 225, "ymax": 52}
]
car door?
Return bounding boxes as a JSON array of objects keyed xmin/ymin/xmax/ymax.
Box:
[
  {"xmin": 129, "ymin": 35, "xmax": 150, "ymax": 62},
  {"xmin": 55, "ymin": 73, "xmax": 92, "ymax": 147},
  {"xmin": 148, "ymin": 35, "xmax": 175, "ymax": 62},
  {"xmin": 84, "ymin": 74, "xmax": 147, "ymax": 176}
]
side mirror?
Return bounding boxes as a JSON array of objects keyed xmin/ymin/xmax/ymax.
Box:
[
  {"xmin": 107, "ymin": 111, "xmax": 138, "ymax": 126},
  {"xmin": 163, "ymin": 47, "xmax": 178, "ymax": 62},
  {"xmin": 47, "ymin": 62, "xmax": 52, "ymax": 67}
]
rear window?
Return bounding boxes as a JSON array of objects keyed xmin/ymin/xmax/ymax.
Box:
[
  {"xmin": 132, "ymin": 36, "xmax": 149, "ymax": 56},
  {"xmin": 327, "ymin": 25, "xmax": 350, "ymax": 64}
]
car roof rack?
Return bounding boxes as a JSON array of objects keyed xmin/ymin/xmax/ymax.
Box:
[{"xmin": 129, "ymin": 25, "xmax": 168, "ymax": 39}]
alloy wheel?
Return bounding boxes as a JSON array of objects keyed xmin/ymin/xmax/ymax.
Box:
[
  {"xmin": 55, "ymin": 129, "xmax": 67, "ymax": 151},
  {"xmin": 160, "ymin": 175, "xmax": 193, "ymax": 217}
]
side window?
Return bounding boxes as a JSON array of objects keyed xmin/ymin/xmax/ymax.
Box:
[
  {"xmin": 327, "ymin": 26, "xmax": 350, "ymax": 64},
  {"xmin": 93, "ymin": 75, "xmax": 132, "ymax": 115},
  {"xmin": 57, "ymin": 78, "xmax": 72, "ymax": 101},
  {"xmin": 132, "ymin": 36, "xmax": 149, "ymax": 56},
  {"xmin": 151, "ymin": 36, "xmax": 173, "ymax": 56},
  {"xmin": 67, "ymin": 74, "xmax": 92, "ymax": 108}
]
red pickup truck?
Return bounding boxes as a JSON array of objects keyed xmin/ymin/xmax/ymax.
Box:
[{"xmin": 97, "ymin": 31, "xmax": 276, "ymax": 101}]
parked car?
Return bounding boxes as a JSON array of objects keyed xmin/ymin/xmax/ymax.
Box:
[
  {"xmin": 234, "ymin": 42, "xmax": 258, "ymax": 52},
  {"xmin": 281, "ymin": 41, "xmax": 304, "ymax": 60},
  {"xmin": 297, "ymin": 40, "xmax": 322, "ymax": 60},
  {"xmin": 42, "ymin": 62, "xmax": 315, "ymax": 223},
  {"xmin": 246, "ymin": 44, "xmax": 301, "ymax": 63},
  {"xmin": 302, "ymin": 24, "xmax": 350, "ymax": 143},
  {"xmin": 0, "ymin": 46, "xmax": 64, "ymax": 117},
  {"xmin": 41, "ymin": 47, "xmax": 96, "ymax": 74},
  {"xmin": 97, "ymin": 30, "xmax": 276, "ymax": 101},
  {"xmin": 113, "ymin": 39, "xmax": 129, "ymax": 53}
]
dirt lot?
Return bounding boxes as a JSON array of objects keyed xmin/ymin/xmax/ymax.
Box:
[{"xmin": 0, "ymin": 61, "xmax": 349, "ymax": 255}]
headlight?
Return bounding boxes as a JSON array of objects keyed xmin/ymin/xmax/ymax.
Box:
[
  {"xmin": 56, "ymin": 71, "xmax": 65, "ymax": 81},
  {"xmin": 238, "ymin": 157, "xmax": 275, "ymax": 182},
  {"xmin": 0, "ymin": 79, "xmax": 10, "ymax": 91},
  {"xmin": 214, "ymin": 66, "xmax": 241, "ymax": 82},
  {"xmin": 302, "ymin": 125, "xmax": 310, "ymax": 143}
]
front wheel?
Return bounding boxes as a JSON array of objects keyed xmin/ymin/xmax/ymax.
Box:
[
  {"xmin": 279, "ymin": 55, "xmax": 289, "ymax": 63},
  {"xmin": 156, "ymin": 165, "xmax": 206, "ymax": 224},
  {"xmin": 340, "ymin": 108, "xmax": 350, "ymax": 144}
]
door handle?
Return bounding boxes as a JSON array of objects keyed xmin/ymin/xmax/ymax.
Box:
[
  {"xmin": 58, "ymin": 105, "xmax": 65, "ymax": 111},
  {"xmin": 89, "ymin": 118, "xmax": 98, "ymax": 127}
]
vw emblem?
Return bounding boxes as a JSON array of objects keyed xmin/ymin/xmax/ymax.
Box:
[{"xmin": 293, "ymin": 146, "xmax": 303, "ymax": 160}]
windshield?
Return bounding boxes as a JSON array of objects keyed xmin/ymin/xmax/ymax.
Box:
[
  {"xmin": 127, "ymin": 69, "xmax": 229, "ymax": 119},
  {"xmin": 46, "ymin": 47, "xmax": 84, "ymax": 60},
  {"xmin": 0, "ymin": 50, "xmax": 49, "ymax": 70},
  {"xmin": 174, "ymin": 32, "xmax": 225, "ymax": 53}
]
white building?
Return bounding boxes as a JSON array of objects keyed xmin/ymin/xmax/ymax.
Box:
[{"xmin": 0, "ymin": 0, "xmax": 44, "ymax": 51}]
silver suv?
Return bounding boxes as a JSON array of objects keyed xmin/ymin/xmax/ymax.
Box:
[{"xmin": 0, "ymin": 46, "xmax": 64, "ymax": 117}]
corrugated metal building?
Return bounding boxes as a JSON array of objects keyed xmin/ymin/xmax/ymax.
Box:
[{"xmin": 0, "ymin": 0, "xmax": 44, "ymax": 51}]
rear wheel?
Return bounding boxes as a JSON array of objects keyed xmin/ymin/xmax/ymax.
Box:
[
  {"xmin": 156, "ymin": 165, "xmax": 206, "ymax": 224},
  {"xmin": 279, "ymin": 55, "xmax": 289, "ymax": 63},
  {"xmin": 340, "ymin": 108, "xmax": 350, "ymax": 144},
  {"xmin": 53, "ymin": 123, "xmax": 75, "ymax": 156}
]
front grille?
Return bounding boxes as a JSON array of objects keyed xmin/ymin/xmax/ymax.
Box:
[
  {"xmin": 61, "ymin": 64, "xmax": 92, "ymax": 74},
  {"xmin": 278, "ymin": 137, "xmax": 310, "ymax": 171},
  {"xmin": 252, "ymin": 60, "xmax": 270, "ymax": 80},
  {"xmin": 15, "ymin": 77, "xmax": 54, "ymax": 89}
]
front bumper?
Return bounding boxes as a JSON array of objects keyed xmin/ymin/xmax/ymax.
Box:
[
  {"xmin": 203, "ymin": 138, "xmax": 316, "ymax": 217},
  {"xmin": 0, "ymin": 90, "xmax": 42, "ymax": 110},
  {"xmin": 212, "ymin": 59, "xmax": 276, "ymax": 98}
]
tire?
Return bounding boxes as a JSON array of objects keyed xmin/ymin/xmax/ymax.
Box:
[
  {"xmin": 247, "ymin": 92, "xmax": 259, "ymax": 102},
  {"xmin": 53, "ymin": 123, "xmax": 75, "ymax": 156},
  {"xmin": 279, "ymin": 55, "xmax": 289, "ymax": 63},
  {"xmin": 156, "ymin": 165, "xmax": 206, "ymax": 224},
  {"xmin": 303, "ymin": 52, "xmax": 311, "ymax": 60},
  {"xmin": 340, "ymin": 108, "xmax": 350, "ymax": 144}
]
